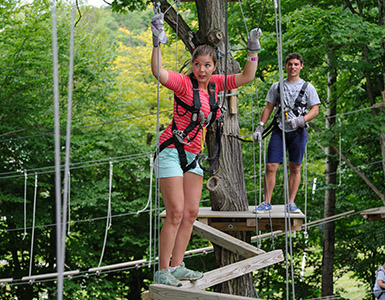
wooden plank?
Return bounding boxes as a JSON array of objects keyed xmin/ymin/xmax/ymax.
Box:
[
  {"xmin": 193, "ymin": 221, "xmax": 265, "ymax": 258},
  {"xmin": 150, "ymin": 284, "xmax": 260, "ymax": 300},
  {"xmin": 304, "ymin": 210, "xmax": 355, "ymax": 227},
  {"xmin": 209, "ymin": 221, "xmax": 257, "ymax": 232},
  {"xmin": 361, "ymin": 206, "xmax": 385, "ymax": 221},
  {"xmin": 160, "ymin": 205, "xmax": 305, "ymax": 220},
  {"xmin": 142, "ymin": 290, "xmax": 151, "ymax": 300},
  {"xmin": 246, "ymin": 218, "xmax": 303, "ymax": 231},
  {"xmin": 180, "ymin": 249, "xmax": 283, "ymax": 290}
]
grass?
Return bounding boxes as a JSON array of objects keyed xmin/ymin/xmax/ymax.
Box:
[{"xmin": 335, "ymin": 271, "xmax": 369, "ymax": 299}]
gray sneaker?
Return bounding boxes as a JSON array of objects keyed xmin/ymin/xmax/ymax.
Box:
[
  {"xmin": 171, "ymin": 262, "xmax": 203, "ymax": 281},
  {"xmin": 154, "ymin": 268, "xmax": 182, "ymax": 287}
]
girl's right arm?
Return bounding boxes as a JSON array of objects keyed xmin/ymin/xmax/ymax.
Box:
[{"xmin": 151, "ymin": 46, "xmax": 169, "ymax": 85}]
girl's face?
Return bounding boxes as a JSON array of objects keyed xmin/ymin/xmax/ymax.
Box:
[{"xmin": 192, "ymin": 55, "xmax": 216, "ymax": 86}]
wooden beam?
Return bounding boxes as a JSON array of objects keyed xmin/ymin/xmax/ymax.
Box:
[
  {"xmin": 193, "ymin": 221, "xmax": 265, "ymax": 258},
  {"xmin": 180, "ymin": 249, "xmax": 283, "ymax": 290},
  {"xmin": 246, "ymin": 217, "xmax": 303, "ymax": 231},
  {"xmin": 150, "ymin": 284, "xmax": 261, "ymax": 300},
  {"xmin": 303, "ymin": 210, "xmax": 355, "ymax": 227},
  {"xmin": 361, "ymin": 206, "xmax": 385, "ymax": 221}
]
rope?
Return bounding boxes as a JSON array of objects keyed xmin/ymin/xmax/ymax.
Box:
[
  {"xmin": 28, "ymin": 173, "xmax": 38, "ymax": 278},
  {"xmin": 23, "ymin": 170, "xmax": 28, "ymax": 240},
  {"xmin": 0, "ymin": 152, "xmax": 150, "ymax": 179},
  {"xmin": 136, "ymin": 154, "xmax": 154, "ymax": 267},
  {"xmin": 59, "ymin": 0, "xmax": 76, "ymax": 289},
  {"xmin": 1, "ymin": 103, "xmax": 376, "ymax": 145},
  {"xmin": 67, "ymin": 171, "xmax": 71, "ymax": 234},
  {"xmin": 338, "ymin": 117, "xmax": 342, "ymax": 186},
  {"xmin": 272, "ymin": 0, "xmax": 296, "ymax": 297},
  {"xmin": 300, "ymin": 145, "xmax": 308, "ymax": 282},
  {"xmin": 2, "ymin": 209, "xmax": 368, "ymax": 289},
  {"xmin": 97, "ymin": 160, "xmax": 113, "ymax": 269},
  {"xmin": 50, "ymin": 0, "xmax": 64, "ymax": 297},
  {"xmin": 152, "ymin": 0, "xmax": 162, "ymax": 279}
]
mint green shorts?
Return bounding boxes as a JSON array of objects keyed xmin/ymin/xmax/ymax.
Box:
[{"xmin": 154, "ymin": 148, "xmax": 204, "ymax": 178}]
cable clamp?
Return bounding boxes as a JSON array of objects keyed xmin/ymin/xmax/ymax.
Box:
[{"xmin": 173, "ymin": 130, "xmax": 190, "ymax": 145}]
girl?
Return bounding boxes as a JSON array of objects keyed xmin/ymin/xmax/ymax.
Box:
[{"xmin": 151, "ymin": 12, "xmax": 262, "ymax": 287}]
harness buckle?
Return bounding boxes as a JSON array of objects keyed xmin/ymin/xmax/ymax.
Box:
[
  {"xmin": 172, "ymin": 129, "xmax": 190, "ymax": 145},
  {"xmin": 191, "ymin": 112, "xmax": 198, "ymax": 122}
]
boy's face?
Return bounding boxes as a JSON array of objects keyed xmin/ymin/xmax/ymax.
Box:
[{"xmin": 285, "ymin": 58, "xmax": 303, "ymax": 79}]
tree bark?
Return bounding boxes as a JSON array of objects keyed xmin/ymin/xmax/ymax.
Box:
[
  {"xmin": 322, "ymin": 53, "xmax": 338, "ymax": 298},
  {"xmin": 161, "ymin": 0, "xmax": 254, "ymax": 296}
]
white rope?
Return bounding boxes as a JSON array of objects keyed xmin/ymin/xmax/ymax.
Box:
[
  {"xmin": 67, "ymin": 171, "xmax": 71, "ymax": 234},
  {"xmin": 238, "ymin": 0, "xmax": 249, "ymax": 38},
  {"xmin": 50, "ymin": 0, "xmax": 64, "ymax": 298},
  {"xmin": 300, "ymin": 145, "xmax": 308, "ymax": 282},
  {"xmin": 136, "ymin": 154, "xmax": 154, "ymax": 267},
  {"xmin": 97, "ymin": 161, "xmax": 113, "ymax": 269},
  {"xmin": 273, "ymin": 0, "xmax": 296, "ymax": 298},
  {"xmin": 23, "ymin": 170, "xmax": 28, "ymax": 240},
  {"xmin": 28, "ymin": 173, "xmax": 38, "ymax": 277},
  {"xmin": 0, "ymin": 152, "xmax": 150, "ymax": 180},
  {"xmin": 137, "ymin": 154, "xmax": 154, "ymax": 215},
  {"xmin": 338, "ymin": 117, "xmax": 342, "ymax": 186},
  {"xmin": 58, "ymin": 0, "xmax": 76, "ymax": 290}
]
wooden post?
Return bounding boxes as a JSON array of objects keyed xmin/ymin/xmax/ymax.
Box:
[{"xmin": 229, "ymin": 89, "xmax": 238, "ymax": 115}]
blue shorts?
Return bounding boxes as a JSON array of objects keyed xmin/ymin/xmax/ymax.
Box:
[
  {"xmin": 154, "ymin": 148, "xmax": 204, "ymax": 178},
  {"xmin": 267, "ymin": 129, "xmax": 307, "ymax": 165}
]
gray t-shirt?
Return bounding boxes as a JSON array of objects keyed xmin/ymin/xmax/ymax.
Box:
[
  {"xmin": 266, "ymin": 78, "xmax": 320, "ymax": 132},
  {"xmin": 374, "ymin": 266, "xmax": 385, "ymax": 291}
]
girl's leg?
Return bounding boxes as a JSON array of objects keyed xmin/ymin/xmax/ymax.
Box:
[
  {"xmin": 170, "ymin": 172, "xmax": 203, "ymax": 267},
  {"xmin": 159, "ymin": 176, "xmax": 185, "ymax": 270}
]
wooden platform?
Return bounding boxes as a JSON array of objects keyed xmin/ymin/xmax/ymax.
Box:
[
  {"xmin": 160, "ymin": 205, "xmax": 305, "ymax": 232},
  {"xmin": 361, "ymin": 206, "xmax": 385, "ymax": 220},
  {"xmin": 143, "ymin": 220, "xmax": 284, "ymax": 300}
]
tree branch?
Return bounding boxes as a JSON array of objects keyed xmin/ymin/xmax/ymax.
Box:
[{"xmin": 159, "ymin": 0, "xmax": 199, "ymax": 53}]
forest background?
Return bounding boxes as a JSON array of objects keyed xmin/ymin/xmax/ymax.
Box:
[{"xmin": 0, "ymin": 0, "xmax": 384, "ymax": 299}]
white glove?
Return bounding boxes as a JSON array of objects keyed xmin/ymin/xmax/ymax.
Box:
[
  {"xmin": 284, "ymin": 116, "xmax": 305, "ymax": 130},
  {"xmin": 151, "ymin": 13, "xmax": 167, "ymax": 47},
  {"xmin": 253, "ymin": 125, "xmax": 265, "ymax": 142},
  {"xmin": 247, "ymin": 28, "xmax": 263, "ymax": 52}
]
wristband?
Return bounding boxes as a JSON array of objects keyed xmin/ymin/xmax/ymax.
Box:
[
  {"xmin": 259, "ymin": 121, "xmax": 265, "ymax": 127},
  {"xmin": 247, "ymin": 56, "xmax": 258, "ymax": 62}
]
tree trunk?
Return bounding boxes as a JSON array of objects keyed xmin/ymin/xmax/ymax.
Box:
[
  {"xmin": 378, "ymin": 0, "xmax": 385, "ymax": 180},
  {"xmin": 162, "ymin": 0, "xmax": 254, "ymax": 296},
  {"xmin": 322, "ymin": 53, "xmax": 338, "ymax": 298}
]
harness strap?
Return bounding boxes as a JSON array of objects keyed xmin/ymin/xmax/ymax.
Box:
[
  {"xmin": 156, "ymin": 76, "xmax": 219, "ymax": 173},
  {"xmin": 198, "ymin": 119, "xmax": 223, "ymax": 172},
  {"xmin": 262, "ymin": 81, "xmax": 309, "ymax": 140}
]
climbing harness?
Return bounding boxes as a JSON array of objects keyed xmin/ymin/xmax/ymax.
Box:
[
  {"xmin": 156, "ymin": 75, "xmax": 222, "ymax": 173},
  {"xmin": 262, "ymin": 81, "xmax": 309, "ymax": 144}
]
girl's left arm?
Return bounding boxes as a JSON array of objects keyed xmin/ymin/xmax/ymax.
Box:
[{"xmin": 234, "ymin": 52, "xmax": 258, "ymax": 87}]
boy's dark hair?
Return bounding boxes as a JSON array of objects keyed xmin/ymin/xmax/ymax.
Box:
[{"xmin": 285, "ymin": 52, "xmax": 303, "ymax": 64}]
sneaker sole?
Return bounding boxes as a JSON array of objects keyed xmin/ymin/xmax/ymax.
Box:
[
  {"xmin": 155, "ymin": 280, "xmax": 182, "ymax": 287},
  {"xmin": 174, "ymin": 276, "xmax": 203, "ymax": 281},
  {"xmin": 288, "ymin": 210, "xmax": 300, "ymax": 213},
  {"xmin": 255, "ymin": 210, "xmax": 272, "ymax": 214}
]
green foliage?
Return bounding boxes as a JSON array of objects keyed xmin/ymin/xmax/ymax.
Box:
[{"xmin": 0, "ymin": 0, "xmax": 384, "ymax": 299}]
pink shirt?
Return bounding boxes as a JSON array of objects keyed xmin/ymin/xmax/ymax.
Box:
[{"xmin": 159, "ymin": 71, "xmax": 237, "ymax": 154}]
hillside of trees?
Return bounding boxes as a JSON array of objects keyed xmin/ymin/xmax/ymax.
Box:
[{"xmin": 0, "ymin": 0, "xmax": 384, "ymax": 299}]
